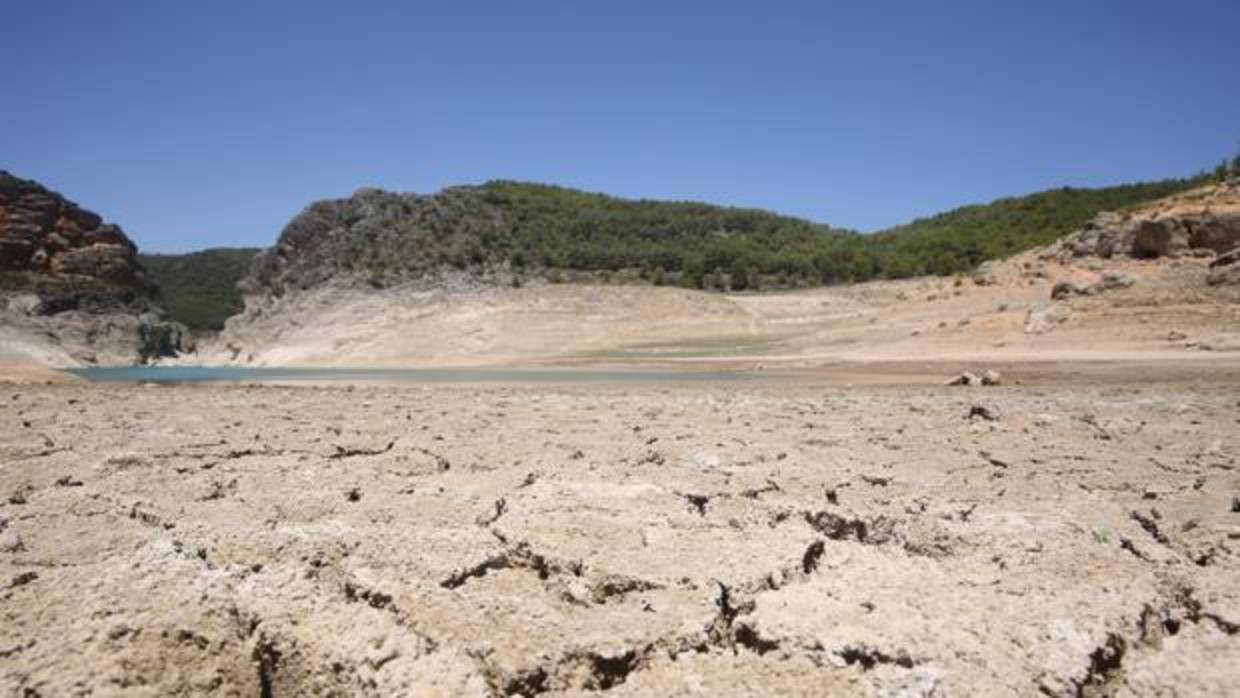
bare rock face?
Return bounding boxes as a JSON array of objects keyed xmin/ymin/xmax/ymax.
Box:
[
  {"xmin": 1064, "ymin": 211, "xmax": 1135, "ymax": 259},
  {"xmin": 0, "ymin": 171, "xmax": 194, "ymax": 365},
  {"xmin": 1130, "ymin": 218, "xmax": 1191, "ymax": 258},
  {"xmin": 1058, "ymin": 181, "xmax": 1240, "ymax": 261},
  {"xmin": 0, "ymin": 171, "xmax": 142, "ymax": 285},
  {"xmin": 1187, "ymin": 211, "xmax": 1240, "ymax": 253},
  {"xmin": 243, "ymin": 185, "xmax": 507, "ymax": 298}
]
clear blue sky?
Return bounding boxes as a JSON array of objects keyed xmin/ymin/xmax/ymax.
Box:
[{"xmin": 4, "ymin": 1, "xmax": 1238, "ymax": 253}]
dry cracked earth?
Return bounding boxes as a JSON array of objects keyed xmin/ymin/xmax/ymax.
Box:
[{"xmin": 1, "ymin": 379, "xmax": 1238, "ymax": 696}]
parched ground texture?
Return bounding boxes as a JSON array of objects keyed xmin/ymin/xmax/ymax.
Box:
[{"xmin": 1, "ymin": 378, "xmax": 1238, "ymax": 697}]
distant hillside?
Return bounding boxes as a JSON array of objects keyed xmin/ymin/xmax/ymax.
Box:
[
  {"xmin": 239, "ymin": 176, "xmax": 1206, "ymax": 297},
  {"xmin": 247, "ymin": 181, "xmax": 858, "ymax": 294},
  {"xmin": 140, "ymin": 248, "xmax": 259, "ymax": 332}
]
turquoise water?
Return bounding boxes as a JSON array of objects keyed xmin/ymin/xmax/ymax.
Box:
[{"xmin": 67, "ymin": 365, "xmax": 755, "ymax": 384}]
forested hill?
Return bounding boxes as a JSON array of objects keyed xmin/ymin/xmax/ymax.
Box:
[
  {"xmin": 140, "ymin": 248, "xmax": 259, "ymax": 332},
  {"xmin": 248, "ymin": 177, "xmax": 1204, "ymax": 297},
  {"xmin": 245, "ymin": 181, "xmax": 854, "ymax": 295}
]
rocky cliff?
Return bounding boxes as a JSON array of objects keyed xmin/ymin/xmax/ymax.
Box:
[
  {"xmin": 0, "ymin": 170, "xmax": 144, "ymax": 284},
  {"xmin": 0, "ymin": 170, "xmax": 194, "ymax": 366}
]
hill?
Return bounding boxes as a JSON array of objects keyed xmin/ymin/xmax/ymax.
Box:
[
  {"xmin": 243, "ymin": 178, "xmax": 1206, "ymax": 298},
  {"xmin": 140, "ymin": 248, "xmax": 260, "ymax": 332},
  {"xmin": 246, "ymin": 181, "xmax": 856, "ymax": 295}
]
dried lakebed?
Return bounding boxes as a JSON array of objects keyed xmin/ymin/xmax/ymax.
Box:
[{"xmin": 1, "ymin": 381, "xmax": 1237, "ymax": 696}]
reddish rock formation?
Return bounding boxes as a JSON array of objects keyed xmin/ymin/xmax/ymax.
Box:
[{"xmin": 0, "ymin": 170, "xmax": 143, "ymax": 286}]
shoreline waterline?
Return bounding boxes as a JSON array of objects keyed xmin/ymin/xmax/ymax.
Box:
[{"xmin": 65, "ymin": 364, "xmax": 763, "ymax": 384}]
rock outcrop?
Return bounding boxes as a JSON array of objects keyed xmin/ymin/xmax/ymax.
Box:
[
  {"xmin": 1055, "ymin": 180, "xmax": 1240, "ymax": 260},
  {"xmin": 1, "ymin": 171, "xmax": 143, "ymax": 284},
  {"xmin": 243, "ymin": 186, "xmax": 512, "ymax": 298},
  {"xmin": 0, "ymin": 171, "xmax": 193, "ymax": 366}
]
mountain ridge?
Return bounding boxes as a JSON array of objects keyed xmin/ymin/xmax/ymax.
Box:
[{"xmin": 238, "ymin": 176, "xmax": 1205, "ymax": 303}]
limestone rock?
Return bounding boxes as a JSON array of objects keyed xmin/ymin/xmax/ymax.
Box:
[
  {"xmin": 947, "ymin": 371, "xmax": 982, "ymax": 386},
  {"xmin": 1051, "ymin": 281, "xmax": 1088, "ymax": 300},
  {"xmin": 1095, "ymin": 271, "xmax": 1136, "ymax": 291},
  {"xmin": 972, "ymin": 261, "xmax": 999, "ymax": 286},
  {"xmin": 1025, "ymin": 302, "xmax": 1070, "ymax": 334},
  {"xmin": 1206, "ymin": 247, "xmax": 1240, "ymax": 286}
]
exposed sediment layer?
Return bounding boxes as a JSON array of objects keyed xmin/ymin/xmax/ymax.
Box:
[{"xmin": 1, "ymin": 376, "xmax": 1237, "ymax": 695}]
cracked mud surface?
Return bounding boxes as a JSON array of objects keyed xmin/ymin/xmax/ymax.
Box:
[{"xmin": 1, "ymin": 379, "xmax": 1238, "ymax": 696}]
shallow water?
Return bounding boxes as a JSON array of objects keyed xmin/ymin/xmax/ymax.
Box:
[{"xmin": 67, "ymin": 365, "xmax": 756, "ymax": 384}]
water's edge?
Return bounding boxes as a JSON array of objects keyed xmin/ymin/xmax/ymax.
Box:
[{"xmin": 67, "ymin": 365, "xmax": 757, "ymax": 384}]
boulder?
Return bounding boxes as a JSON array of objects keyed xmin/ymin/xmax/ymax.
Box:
[
  {"xmin": 948, "ymin": 370, "xmax": 1001, "ymax": 387},
  {"xmin": 1185, "ymin": 212, "xmax": 1240, "ymax": 254},
  {"xmin": 1207, "ymin": 247, "xmax": 1240, "ymax": 286},
  {"xmin": 1024, "ymin": 302, "xmax": 1070, "ymax": 334},
  {"xmin": 1210, "ymin": 247, "xmax": 1240, "ymax": 269},
  {"xmin": 1131, "ymin": 218, "xmax": 1190, "ymax": 258},
  {"xmin": 1064, "ymin": 211, "xmax": 1136, "ymax": 258},
  {"xmin": 138, "ymin": 318, "xmax": 196, "ymax": 360},
  {"xmin": 966, "ymin": 404, "xmax": 1001, "ymax": 421},
  {"xmin": 5, "ymin": 294, "xmax": 42, "ymax": 315},
  {"xmin": 972, "ymin": 261, "xmax": 999, "ymax": 286},
  {"xmin": 1093, "ymin": 271, "xmax": 1136, "ymax": 291},
  {"xmin": 947, "ymin": 372, "xmax": 982, "ymax": 387},
  {"xmin": 1051, "ymin": 272, "xmax": 1134, "ymax": 299},
  {"xmin": 1051, "ymin": 281, "xmax": 1088, "ymax": 300}
]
